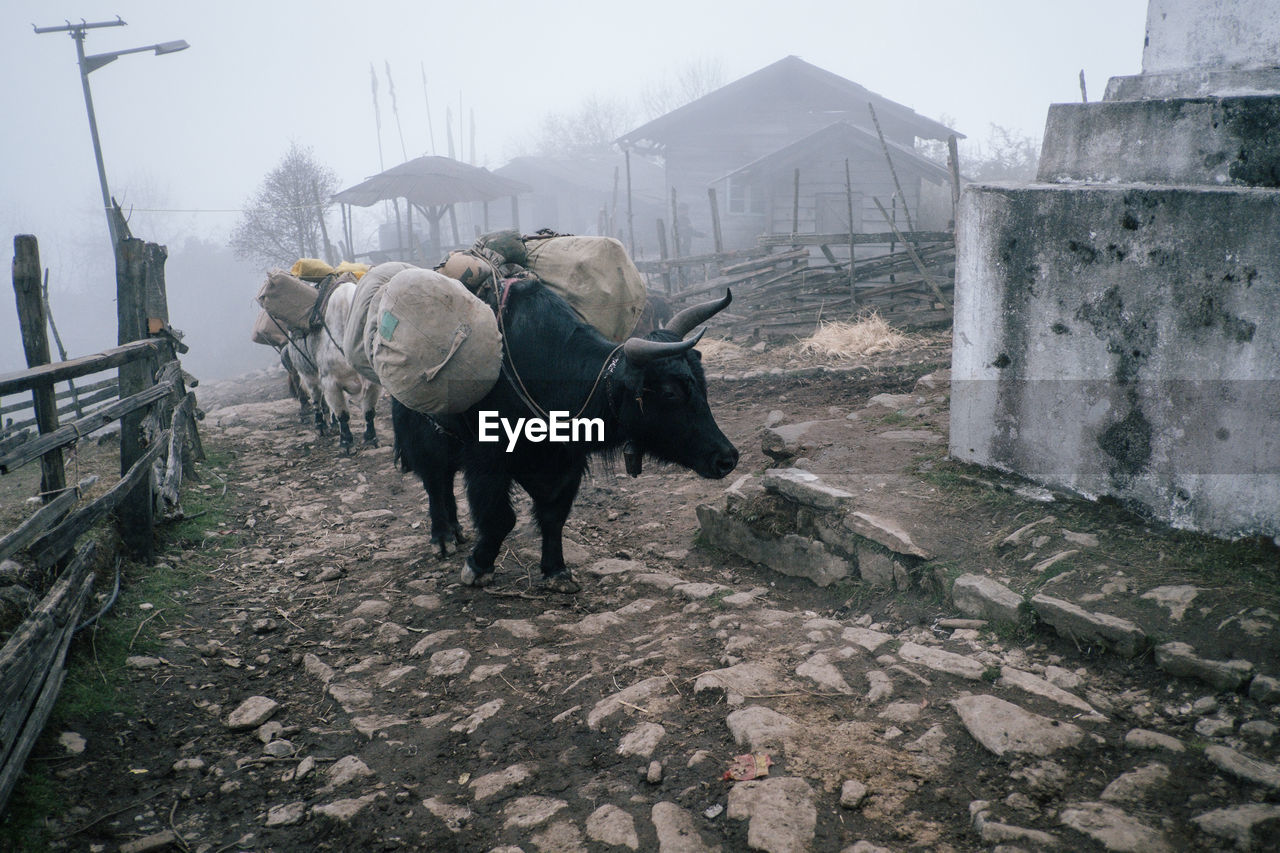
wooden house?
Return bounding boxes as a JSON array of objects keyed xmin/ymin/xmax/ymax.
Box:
[{"xmin": 616, "ymin": 55, "xmax": 960, "ymax": 255}]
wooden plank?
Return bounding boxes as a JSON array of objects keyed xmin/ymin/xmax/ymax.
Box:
[
  {"xmin": 0, "ymin": 563, "xmax": 93, "ymax": 815},
  {"xmin": 30, "ymin": 433, "xmax": 166, "ymax": 570},
  {"xmin": 867, "ymin": 102, "xmax": 916, "ymax": 234},
  {"xmin": 0, "ymin": 377, "xmax": 116, "ymax": 417},
  {"xmin": 158, "ymin": 391, "xmax": 196, "ymax": 513},
  {"xmin": 0, "ymin": 380, "xmax": 173, "ymax": 474},
  {"xmin": 12, "ymin": 235, "xmax": 65, "ymax": 500},
  {"xmin": 758, "ymin": 231, "xmax": 952, "ymax": 247},
  {"xmin": 0, "ymin": 489, "xmax": 78, "ymax": 565},
  {"xmin": 0, "ymin": 541, "xmax": 94, "ymax": 718},
  {"xmin": 720, "ymin": 248, "xmax": 809, "ymax": 277},
  {"xmin": 0, "ymin": 341, "xmax": 158, "ymax": 397}
]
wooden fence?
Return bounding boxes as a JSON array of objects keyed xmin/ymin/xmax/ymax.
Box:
[
  {"xmin": 638, "ymin": 228, "xmax": 954, "ymax": 339},
  {"xmin": 0, "ymin": 229, "xmax": 202, "ymax": 813}
]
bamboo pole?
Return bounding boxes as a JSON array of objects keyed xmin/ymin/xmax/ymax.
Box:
[
  {"xmin": 844, "ymin": 159, "xmax": 856, "ymax": 305},
  {"xmin": 872, "ymin": 197, "xmax": 950, "ymax": 308},
  {"xmin": 39, "ymin": 269, "xmax": 83, "ymax": 419},
  {"xmin": 867, "ymin": 102, "xmax": 916, "ymax": 234}
]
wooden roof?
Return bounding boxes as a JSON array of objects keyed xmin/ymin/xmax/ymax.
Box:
[
  {"xmin": 616, "ymin": 55, "xmax": 960, "ymax": 153},
  {"xmin": 714, "ymin": 122, "xmax": 952, "ymax": 186}
]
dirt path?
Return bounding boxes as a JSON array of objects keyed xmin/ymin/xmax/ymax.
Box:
[{"xmin": 24, "ymin": 348, "xmax": 1280, "ymax": 853}]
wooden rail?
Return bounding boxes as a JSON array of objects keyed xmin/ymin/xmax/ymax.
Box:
[{"xmin": 0, "ymin": 229, "xmax": 202, "ymax": 815}]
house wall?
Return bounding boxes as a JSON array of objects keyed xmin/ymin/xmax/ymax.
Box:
[{"xmin": 651, "ymin": 106, "xmax": 922, "ymax": 256}]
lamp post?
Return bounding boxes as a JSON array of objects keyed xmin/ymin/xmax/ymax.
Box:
[{"xmin": 35, "ymin": 18, "xmax": 189, "ymax": 248}]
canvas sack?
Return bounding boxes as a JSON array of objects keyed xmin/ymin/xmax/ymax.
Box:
[
  {"xmin": 440, "ymin": 251, "xmax": 497, "ymax": 293},
  {"xmin": 251, "ymin": 308, "xmax": 290, "ymax": 347},
  {"xmin": 371, "ymin": 268, "xmax": 501, "ymax": 414},
  {"xmin": 257, "ymin": 270, "xmax": 320, "ymax": 334},
  {"xmin": 344, "ymin": 262, "xmax": 418, "ymax": 383},
  {"xmin": 522, "ymin": 235, "xmax": 646, "ymax": 342}
]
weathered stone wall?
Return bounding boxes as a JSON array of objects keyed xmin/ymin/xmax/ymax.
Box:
[
  {"xmin": 951, "ymin": 183, "xmax": 1280, "ymax": 538},
  {"xmin": 1141, "ymin": 0, "xmax": 1280, "ymax": 74}
]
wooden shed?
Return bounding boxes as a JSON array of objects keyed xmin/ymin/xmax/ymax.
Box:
[
  {"xmin": 712, "ymin": 122, "xmax": 952, "ymax": 251},
  {"xmin": 616, "ymin": 55, "xmax": 960, "ymax": 255}
]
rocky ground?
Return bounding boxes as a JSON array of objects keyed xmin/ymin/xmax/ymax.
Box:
[{"xmin": 16, "ymin": 340, "xmax": 1280, "ymax": 852}]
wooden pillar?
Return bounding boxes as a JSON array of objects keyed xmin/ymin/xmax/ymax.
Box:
[
  {"xmin": 448, "ymin": 203, "xmax": 460, "ymax": 249},
  {"xmin": 625, "ymin": 149, "xmax": 635, "ymax": 256},
  {"xmin": 510, "ymin": 195, "xmax": 520, "ymax": 233},
  {"xmin": 947, "ymin": 134, "xmax": 961, "ymax": 232},
  {"xmin": 656, "ymin": 219, "xmax": 672, "ymax": 294},
  {"xmin": 116, "ymin": 237, "xmax": 155, "ymax": 560},
  {"xmin": 792, "ymin": 168, "xmax": 801, "ymax": 235},
  {"xmin": 12, "ymin": 235, "xmax": 66, "ymax": 501},
  {"xmin": 707, "ymin": 187, "xmax": 724, "ymax": 255}
]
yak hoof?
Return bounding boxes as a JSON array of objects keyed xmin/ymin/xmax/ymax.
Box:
[
  {"xmin": 461, "ymin": 558, "xmax": 494, "ymax": 588},
  {"xmin": 540, "ymin": 571, "xmax": 581, "ymax": 594},
  {"xmin": 453, "ymin": 527, "xmax": 469, "ymax": 545},
  {"xmin": 364, "ymin": 435, "xmax": 379, "ymax": 447}
]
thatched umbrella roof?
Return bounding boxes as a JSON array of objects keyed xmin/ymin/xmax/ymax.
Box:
[{"xmin": 332, "ymin": 156, "xmax": 530, "ymax": 208}]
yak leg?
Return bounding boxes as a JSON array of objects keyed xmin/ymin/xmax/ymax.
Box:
[
  {"xmin": 321, "ymin": 376, "xmax": 354, "ymax": 452},
  {"xmin": 462, "ymin": 469, "xmax": 515, "ymax": 588},
  {"xmin": 359, "ymin": 382, "xmax": 381, "ymax": 445},
  {"xmin": 519, "ymin": 462, "xmax": 585, "ymax": 594}
]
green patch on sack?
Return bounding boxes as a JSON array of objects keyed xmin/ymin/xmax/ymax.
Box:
[{"xmin": 379, "ymin": 310, "xmax": 400, "ymax": 341}]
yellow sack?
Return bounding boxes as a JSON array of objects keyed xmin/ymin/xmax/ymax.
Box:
[
  {"xmin": 334, "ymin": 261, "xmax": 370, "ymax": 280},
  {"xmin": 290, "ymin": 258, "xmax": 335, "ymax": 280}
]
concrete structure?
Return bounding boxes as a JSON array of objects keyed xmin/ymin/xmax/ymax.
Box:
[{"xmin": 951, "ymin": 0, "xmax": 1280, "ymax": 540}]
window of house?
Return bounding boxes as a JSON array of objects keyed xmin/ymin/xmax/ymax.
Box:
[
  {"xmin": 816, "ymin": 192, "xmax": 862, "ymax": 234},
  {"xmin": 726, "ymin": 177, "xmax": 763, "ymax": 215}
]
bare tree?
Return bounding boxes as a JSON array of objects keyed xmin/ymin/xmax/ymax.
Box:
[
  {"xmin": 963, "ymin": 124, "xmax": 1040, "ymax": 181},
  {"xmin": 534, "ymin": 94, "xmax": 636, "ymax": 158},
  {"xmin": 640, "ymin": 58, "xmax": 725, "ymax": 120},
  {"xmin": 229, "ymin": 142, "xmax": 339, "ymax": 269}
]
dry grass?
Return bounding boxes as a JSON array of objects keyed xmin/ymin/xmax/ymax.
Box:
[
  {"xmin": 797, "ymin": 312, "xmax": 910, "ymax": 360},
  {"xmin": 695, "ymin": 337, "xmax": 748, "ymax": 363}
]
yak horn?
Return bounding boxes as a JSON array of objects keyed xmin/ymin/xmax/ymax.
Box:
[
  {"xmin": 665, "ymin": 290, "xmax": 732, "ymax": 338},
  {"xmin": 624, "ymin": 328, "xmax": 706, "ymax": 365}
]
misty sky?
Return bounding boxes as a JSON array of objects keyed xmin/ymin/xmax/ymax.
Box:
[{"xmin": 0, "ymin": 0, "xmax": 1148, "ymax": 375}]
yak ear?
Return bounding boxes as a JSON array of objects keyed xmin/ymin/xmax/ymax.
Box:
[
  {"xmin": 665, "ymin": 291, "xmax": 732, "ymax": 338},
  {"xmin": 624, "ymin": 328, "xmax": 706, "ymax": 365}
]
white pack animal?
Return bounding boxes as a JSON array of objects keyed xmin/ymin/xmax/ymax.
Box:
[{"xmin": 285, "ymin": 279, "xmax": 382, "ymax": 452}]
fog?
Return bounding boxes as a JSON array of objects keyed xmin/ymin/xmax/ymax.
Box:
[{"xmin": 0, "ymin": 0, "xmax": 1146, "ymax": 380}]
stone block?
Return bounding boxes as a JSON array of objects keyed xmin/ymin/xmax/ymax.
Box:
[
  {"xmin": 761, "ymin": 467, "xmax": 855, "ymax": 512},
  {"xmin": 951, "ymin": 574, "xmax": 1024, "ymax": 624},
  {"xmin": 952, "ymin": 183, "xmax": 1280, "ymax": 541},
  {"xmin": 697, "ymin": 503, "xmax": 850, "ymax": 587},
  {"xmin": 1029, "ymin": 594, "xmax": 1147, "ymax": 657},
  {"xmin": 1154, "ymin": 641, "xmax": 1254, "ymax": 690}
]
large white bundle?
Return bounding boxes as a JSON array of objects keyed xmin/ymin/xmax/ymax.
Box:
[
  {"xmin": 344, "ymin": 261, "xmax": 418, "ymax": 383},
  {"xmin": 522, "ymin": 235, "xmax": 647, "ymax": 342},
  {"xmin": 371, "ymin": 268, "xmax": 501, "ymax": 414}
]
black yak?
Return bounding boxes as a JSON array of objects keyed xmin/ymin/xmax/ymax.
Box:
[{"xmin": 393, "ymin": 277, "xmax": 737, "ymax": 592}]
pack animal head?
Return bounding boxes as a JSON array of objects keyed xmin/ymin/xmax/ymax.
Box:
[{"xmin": 616, "ymin": 292, "xmax": 739, "ymax": 480}]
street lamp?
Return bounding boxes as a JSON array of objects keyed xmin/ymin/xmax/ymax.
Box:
[{"xmin": 34, "ymin": 18, "xmax": 189, "ymax": 249}]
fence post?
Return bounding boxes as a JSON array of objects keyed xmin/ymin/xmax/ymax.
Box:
[
  {"xmin": 655, "ymin": 219, "xmax": 672, "ymax": 295},
  {"xmin": 12, "ymin": 235, "xmax": 67, "ymax": 501},
  {"xmin": 116, "ymin": 237, "xmax": 155, "ymax": 560}
]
